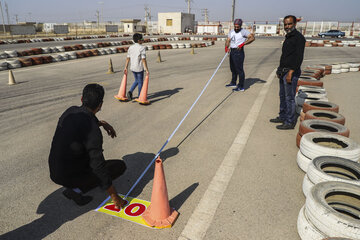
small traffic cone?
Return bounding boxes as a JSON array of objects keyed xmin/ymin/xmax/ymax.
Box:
[
  {"xmin": 114, "ymin": 73, "xmax": 128, "ymax": 101},
  {"xmin": 156, "ymin": 51, "xmax": 162, "ymax": 63},
  {"xmin": 190, "ymin": 46, "xmax": 195, "ymax": 55},
  {"xmin": 135, "ymin": 74, "xmax": 150, "ymax": 105},
  {"xmin": 106, "ymin": 58, "xmax": 115, "ymax": 74},
  {"xmin": 141, "ymin": 157, "xmax": 179, "ymax": 228},
  {"xmin": 8, "ymin": 70, "xmax": 16, "ymax": 85}
]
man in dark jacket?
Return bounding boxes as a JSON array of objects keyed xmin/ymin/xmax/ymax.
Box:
[
  {"xmin": 49, "ymin": 84, "xmax": 126, "ymax": 209},
  {"xmin": 270, "ymin": 15, "xmax": 305, "ymax": 129}
]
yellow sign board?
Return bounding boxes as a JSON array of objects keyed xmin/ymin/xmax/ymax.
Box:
[{"xmin": 95, "ymin": 194, "xmax": 154, "ymax": 228}]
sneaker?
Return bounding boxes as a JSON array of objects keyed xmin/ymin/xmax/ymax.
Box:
[
  {"xmin": 276, "ymin": 123, "xmax": 296, "ymax": 130},
  {"xmin": 269, "ymin": 117, "xmax": 284, "ymax": 123},
  {"xmin": 62, "ymin": 188, "xmax": 93, "ymax": 206},
  {"xmin": 225, "ymin": 83, "xmax": 237, "ymax": 88},
  {"xmin": 127, "ymin": 91, "xmax": 132, "ymax": 100},
  {"xmin": 233, "ymin": 87, "xmax": 245, "ymax": 92}
]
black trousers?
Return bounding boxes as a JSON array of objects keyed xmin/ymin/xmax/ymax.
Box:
[
  {"xmin": 61, "ymin": 160, "xmax": 126, "ymax": 193},
  {"xmin": 229, "ymin": 48, "xmax": 245, "ymax": 88}
]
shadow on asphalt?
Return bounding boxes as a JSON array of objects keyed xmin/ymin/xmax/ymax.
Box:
[
  {"xmin": 147, "ymin": 87, "xmax": 183, "ymax": 104},
  {"xmin": 0, "ymin": 188, "xmax": 99, "ymax": 240},
  {"xmin": 244, "ymin": 78, "xmax": 266, "ymax": 90},
  {"xmin": 177, "ymin": 91, "xmax": 234, "ymax": 148},
  {"xmin": 0, "ymin": 147, "xmax": 184, "ymax": 240},
  {"xmin": 118, "ymin": 147, "xmax": 180, "ymax": 197}
]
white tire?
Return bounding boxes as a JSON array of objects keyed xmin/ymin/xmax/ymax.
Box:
[
  {"xmin": 297, "ymin": 206, "xmax": 326, "ymax": 240},
  {"xmin": 307, "ymin": 156, "xmax": 360, "ymax": 186},
  {"xmin": 332, "ymin": 64, "xmax": 341, "ymax": 69},
  {"xmin": 300, "ymin": 132, "xmax": 360, "ymax": 162},
  {"xmin": 332, "ymin": 69, "xmax": 341, "ymax": 74},
  {"xmin": 303, "ymin": 174, "xmax": 315, "ymax": 197},
  {"xmin": 305, "ymin": 181, "xmax": 360, "ymax": 239},
  {"xmin": 348, "ymin": 63, "xmax": 360, "ymax": 68},
  {"xmin": 297, "ymin": 150, "xmax": 312, "ymax": 172},
  {"xmin": 350, "ymin": 68, "xmax": 359, "ymax": 72},
  {"xmin": 298, "ymin": 85, "xmax": 326, "ymax": 92},
  {"xmin": 298, "ymin": 89, "xmax": 327, "ymax": 98},
  {"xmin": 340, "ymin": 63, "xmax": 350, "ymax": 69},
  {"xmin": 341, "ymin": 68, "xmax": 349, "ymax": 73}
]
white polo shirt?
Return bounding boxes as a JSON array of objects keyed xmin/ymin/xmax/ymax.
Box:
[
  {"xmin": 127, "ymin": 43, "xmax": 146, "ymax": 72},
  {"xmin": 228, "ymin": 29, "xmax": 250, "ymax": 48}
]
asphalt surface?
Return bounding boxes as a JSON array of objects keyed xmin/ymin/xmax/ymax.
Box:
[{"xmin": 0, "ymin": 38, "xmax": 359, "ymax": 240}]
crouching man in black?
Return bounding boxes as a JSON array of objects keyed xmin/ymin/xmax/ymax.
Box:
[{"xmin": 49, "ymin": 83, "xmax": 126, "ymax": 209}]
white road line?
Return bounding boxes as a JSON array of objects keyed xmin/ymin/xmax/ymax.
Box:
[{"xmin": 178, "ymin": 68, "xmax": 277, "ymax": 240}]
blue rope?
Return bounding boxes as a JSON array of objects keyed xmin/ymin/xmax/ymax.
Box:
[{"xmin": 124, "ymin": 52, "xmax": 229, "ymax": 199}]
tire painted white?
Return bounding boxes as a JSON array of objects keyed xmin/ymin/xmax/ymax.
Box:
[
  {"xmin": 350, "ymin": 68, "xmax": 359, "ymax": 72},
  {"xmin": 0, "ymin": 52, "xmax": 7, "ymax": 59},
  {"xmin": 332, "ymin": 64, "xmax": 341, "ymax": 69},
  {"xmin": 298, "ymin": 85, "xmax": 325, "ymax": 92},
  {"xmin": 305, "ymin": 181, "xmax": 360, "ymax": 239},
  {"xmin": 297, "ymin": 150, "xmax": 312, "ymax": 172},
  {"xmin": 308, "ymin": 156, "xmax": 360, "ymax": 186},
  {"xmin": 300, "ymin": 132, "xmax": 360, "ymax": 163},
  {"xmin": 6, "ymin": 59, "xmax": 21, "ymax": 69},
  {"xmin": 0, "ymin": 61, "xmax": 8, "ymax": 71},
  {"xmin": 304, "ymin": 97, "xmax": 329, "ymax": 102},
  {"xmin": 341, "ymin": 68, "xmax": 349, "ymax": 73},
  {"xmin": 4, "ymin": 50, "xmax": 18, "ymax": 58},
  {"xmin": 332, "ymin": 69, "xmax": 341, "ymax": 74},
  {"xmin": 56, "ymin": 46, "xmax": 65, "ymax": 52},
  {"xmin": 298, "ymin": 89, "xmax": 327, "ymax": 98},
  {"xmin": 303, "ymin": 174, "xmax": 315, "ymax": 197},
  {"xmin": 340, "ymin": 63, "xmax": 350, "ymax": 69},
  {"xmin": 59, "ymin": 53, "xmax": 69, "ymax": 61},
  {"xmin": 297, "ymin": 206, "xmax": 326, "ymax": 240},
  {"xmin": 349, "ymin": 63, "xmax": 360, "ymax": 68}
]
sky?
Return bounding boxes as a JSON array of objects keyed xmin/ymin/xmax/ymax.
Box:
[{"xmin": 3, "ymin": 0, "xmax": 360, "ymax": 24}]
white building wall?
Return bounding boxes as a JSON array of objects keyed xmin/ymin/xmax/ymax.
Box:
[{"xmin": 158, "ymin": 12, "xmax": 195, "ymax": 34}]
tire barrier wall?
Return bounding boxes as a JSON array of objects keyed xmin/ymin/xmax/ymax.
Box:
[
  {"xmin": 0, "ymin": 34, "xmax": 221, "ymax": 45},
  {"xmin": 306, "ymin": 39, "xmax": 360, "ymax": 48},
  {"xmin": 0, "ymin": 39, "xmax": 216, "ymax": 71}
]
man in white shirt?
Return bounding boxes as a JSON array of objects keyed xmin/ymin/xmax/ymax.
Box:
[
  {"xmin": 124, "ymin": 33, "xmax": 150, "ymax": 100},
  {"xmin": 225, "ymin": 19, "xmax": 255, "ymax": 91}
]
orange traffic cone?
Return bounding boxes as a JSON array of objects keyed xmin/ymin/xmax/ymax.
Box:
[
  {"xmin": 135, "ymin": 74, "xmax": 150, "ymax": 105},
  {"xmin": 114, "ymin": 73, "xmax": 128, "ymax": 101},
  {"xmin": 141, "ymin": 157, "xmax": 179, "ymax": 228}
]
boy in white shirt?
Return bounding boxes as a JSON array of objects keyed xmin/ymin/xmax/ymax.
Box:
[{"xmin": 124, "ymin": 33, "xmax": 150, "ymax": 100}]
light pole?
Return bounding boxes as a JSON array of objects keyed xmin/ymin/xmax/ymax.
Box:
[
  {"xmin": 0, "ymin": 1, "xmax": 6, "ymax": 35},
  {"xmin": 98, "ymin": 1, "xmax": 104, "ymax": 24}
]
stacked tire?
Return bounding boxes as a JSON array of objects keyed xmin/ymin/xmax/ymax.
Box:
[{"xmin": 298, "ymin": 181, "xmax": 360, "ymax": 239}]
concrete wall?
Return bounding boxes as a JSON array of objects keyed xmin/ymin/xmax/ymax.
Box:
[{"xmin": 158, "ymin": 12, "xmax": 195, "ymax": 34}]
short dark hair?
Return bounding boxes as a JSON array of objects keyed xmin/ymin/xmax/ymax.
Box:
[
  {"xmin": 82, "ymin": 84, "xmax": 104, "ymax": 110},
  {"xmin": 284, "ymin": 15, "xmax": 297, "ymax": 23},
  {"xmin": 133, "ymin": 33, "xmax": 143, "ymax": 43}
]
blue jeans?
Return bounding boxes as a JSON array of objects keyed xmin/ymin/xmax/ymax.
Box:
[
  {"xmin": 229, "ymin": 48, "xmax": 245, "ymax": 88},
  {"xmin": 279, "ymin": 69, "xmax": 301, "ymax": 125},
  {"xmin": 129, "ymin": 71, "xmax": 144, "ymax": 96}
]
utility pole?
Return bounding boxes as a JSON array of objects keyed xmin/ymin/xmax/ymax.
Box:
[
  {"xmin": 187, "ymin": 0, "xmax": 191, "ymax": 14},
  {"xmin": 96, "ymin": 10, "xmax": 100, "ymax": 28},
  {"xmin": 231, "ymin": 0, "xmax": 235, "ymax": 22},
  {"xmin": 144, "ymin": 5, "xmax": 149, "ymax": 33},
  {"xmin": 0, "ymin": 1, "xmax": 6, "ymax": 35},
  {"xmin": 5, "ymin": 2, "xmax": 9, "ymax": 25},
  {"xmin": 98, "ymin": 1, "xmax": 104, "ymax": 24},
  {"xmin": 15, "ymin": 14, "xmax": 18, "ymax": 24}
]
